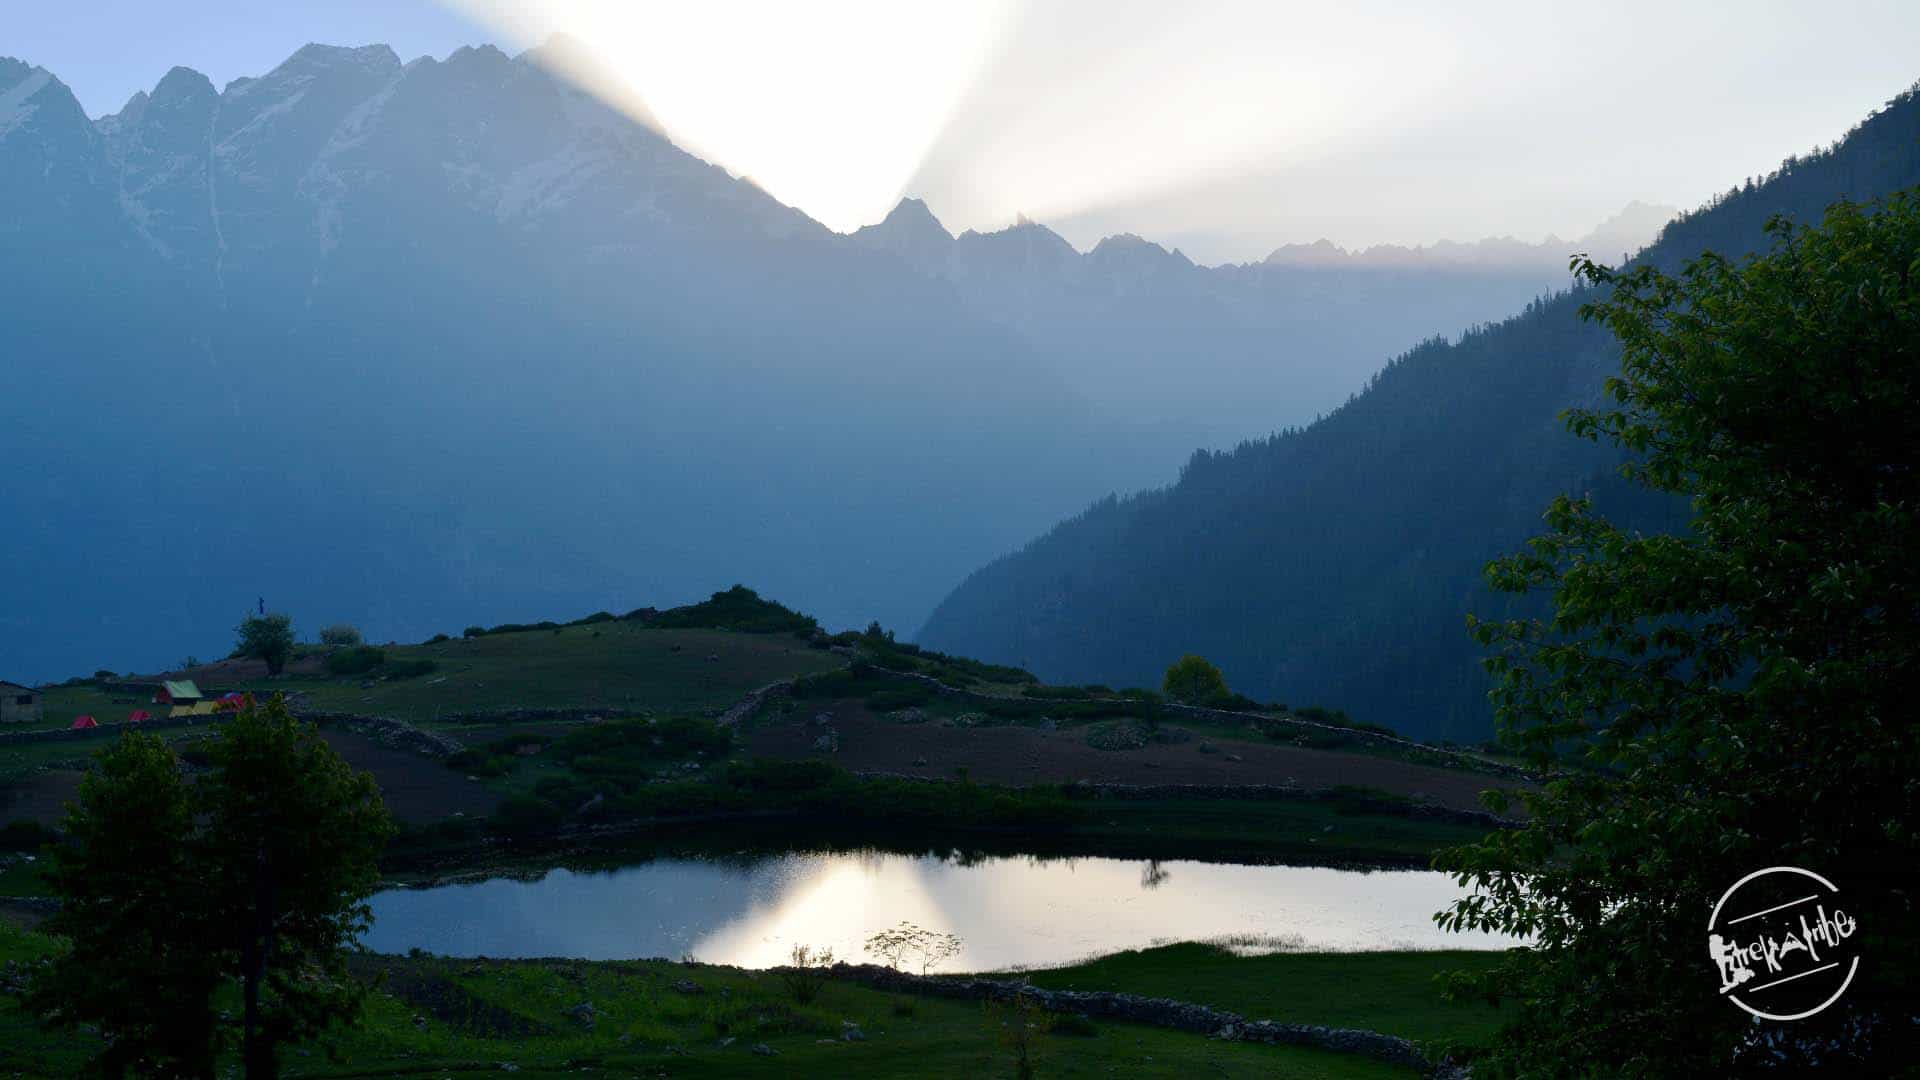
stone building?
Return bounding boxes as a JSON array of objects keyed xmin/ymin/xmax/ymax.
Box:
[{"xmin": 0, "ymin": 679, "xmax": 41, "ymax": 724}]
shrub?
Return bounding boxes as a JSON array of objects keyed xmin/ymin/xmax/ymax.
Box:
[
  {"xmin": 318, "ymin": 624, "xmax": 363, "ymax": 647},
  {"xmin": 425, "ymin": 633, "xmax": 451, "ymax": 645},
  {"xmin": 491, "ymin": 795, "xmax": 565, "ymax": 835},
  {"xmin": 780, "ymin": 944, "xmax": 834, "ymax": 1005},
  {"xmin": 462, "ymin": 626, "xmax": 486, "ymax": 639},
  {"xmin": 325, "ymin": 646, "xmax": 387, "ymax": 676},
  {"xmin": 1162, "ymin": 655, "xmax": 1229, "ymax": 705}
]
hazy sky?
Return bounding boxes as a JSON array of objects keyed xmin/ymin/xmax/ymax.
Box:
[{"xmin": 13, "ymin": 1, "xmax": 1920, "ymax": 262}]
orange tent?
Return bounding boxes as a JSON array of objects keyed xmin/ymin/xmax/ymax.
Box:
[{"xmin": 70, "ymin": 715, "xmax": 98, "ymax": 729}]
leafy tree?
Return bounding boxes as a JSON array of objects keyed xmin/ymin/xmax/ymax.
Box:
[
  {"xmin": 30, "ymin": 733, "xmax": 223, "ymax": 1078},
  {"xmin": 199, "ymin": 699, "xmax": 395, "ymax": 1078},
  {"xmin": 33, "ymin": 701, "xmax": 394, "ymax": 1078},
  {"xmin": 865, "ymin": 921, "xmax": 964, "ymax": 976},
  {"xmin": 1161, "ymin": 654, "xmax": 1228, "ymax": 705},
  {"xmin": 1438, "ymin": 196, "xmax": 1920, "ymax": 1074},
  {"xmin": 317, "ymin": 624, "xmax": 362, "ymax": 647},
  {"xmin": 233, "ymin": 613, "xmax": 296, "ymax": 676}
]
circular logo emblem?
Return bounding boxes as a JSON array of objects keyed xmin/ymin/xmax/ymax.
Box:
[{"xmin": 1707, "ymin": 866, "xmax": 1860, "ymax": 1021}]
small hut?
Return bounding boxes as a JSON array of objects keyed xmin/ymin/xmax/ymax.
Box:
[{"xmin": 0, "ymin": 679, "xmax": 41, "ymax": 725}]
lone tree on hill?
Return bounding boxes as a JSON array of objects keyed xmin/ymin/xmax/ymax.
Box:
[
  {"xmin": 1437, "ymin": 195, "xmax": 1920, "ymax": 1073},
  {"xmin": 234, "ymin": 612, "xmax": 296, "ymax": 675},
  {"xmin": 33, "ymin": 698, "xmax": 394, "ymax": 1078},
  {"xmin": 1162, "ymin": 654, "xmax": 1228, "ymax": 705}
]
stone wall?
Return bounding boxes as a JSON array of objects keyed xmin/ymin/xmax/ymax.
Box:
[{"xmin": 815, "ymin": 962, "xmax": 1465, "ymax": 1076}]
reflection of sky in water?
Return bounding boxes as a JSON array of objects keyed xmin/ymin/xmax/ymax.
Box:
[{"xmin": 364, "ymin": 854, "xmax": 1516, "ymax": 970}]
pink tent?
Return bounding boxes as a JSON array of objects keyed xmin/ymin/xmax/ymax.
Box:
[
  {"xmin": 70, "ymin": 715, "xmax": 98, "ymax": 729},
  {"xmin": 127, "ymin": 710, "xmax": 153, "ymax": 723}
]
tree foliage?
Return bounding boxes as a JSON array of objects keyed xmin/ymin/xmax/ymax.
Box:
[
  {"xmin": 1162, "ymin": 654, "xmax": 1229, "ymax": 705},
  {"xmin": 1436, "ymin": 195, "xmax": 1920, "ymax": 1074},
  {"xmin": 33, "ymin": 700, "xmax": 394, "ymax": 1077},
  {"xmin": 31, "ymin": 733, "xmax": 223, "ymax": 1077},
  {"xmin": 233, "ymin": 613, "xmax": 296, "ymax": 676}
]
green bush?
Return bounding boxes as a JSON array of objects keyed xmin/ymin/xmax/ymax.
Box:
[
  {"xmin": 318, "ymin": 624, "xmax": 363, "ymax": 647},
  {"xmin": 491, "ymin": 795, "xmax": 565, "ymax": 835},
  {"xmin": 1162, "ymin": 654, "xmax": 1229, "ymax": 705},
  {"xmin": 325, "ymin": 645, "xmax": 387, "ymax": 676}
]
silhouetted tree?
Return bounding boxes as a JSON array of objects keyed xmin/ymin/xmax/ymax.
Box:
[
  {"xmin": 234, "ymin": 613, "xmax": 296, "ymax": 675},
  {"xmin": 1437, "ymin": 195, "xmax": 1920, "ymax": 1073}
]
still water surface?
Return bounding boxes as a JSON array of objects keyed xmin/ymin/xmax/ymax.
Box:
[{"xmin": 365, "ymin": 853, "xmax": 1516, "ymax": 970}]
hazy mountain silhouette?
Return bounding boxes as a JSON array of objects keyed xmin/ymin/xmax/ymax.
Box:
[
  {"xmin": 917, "ymin": 85, "xmax": 1920, "ymax": 741},
  {"xmin": 0, "ymin": 40, "xmax": 1671, "ymax": 682}
]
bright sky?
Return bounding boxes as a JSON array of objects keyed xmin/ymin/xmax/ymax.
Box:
[{"xmin": 13, "ymin": 1, "xmax": 1920, "ymax": 262}]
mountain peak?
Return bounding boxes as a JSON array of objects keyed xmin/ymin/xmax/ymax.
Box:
[
  {"xmin": 849, "ymin": 196, "xmax": 954, "ymax": 273},
  {"xmin": 880, "ymin": 197, "xmax": 948, "ymax": 235},
  {"xmin": 271, "ymin": 43, "xmax": 402, "ymax": 82},
  {"xmin": 151, "ymin": 66, "xmax": 216, "ymax": 106}
]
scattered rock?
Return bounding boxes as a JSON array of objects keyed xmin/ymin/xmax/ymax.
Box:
[
  {"xmin": 812, "ymin": 731, "xmax": 840, "ymax": 753},
  {"xmin": 1225, "ymin": 754, "xmax": 1245, "ymax": 762},
  {"xmin": 752, "ymin": 1043, "xmax": 778, "ymax": 1056},
  {"xmin": 954, "ymin": 712, "xmax": 989, "ymax": 728},
  {"xmin": 1197, "ymin": 740, "xmax": 1217, "ymax": 754},
  {"xmin": 841, "ymin": 1020, "xmax": 866, "ymax": 1041},
  {"xmin": 912, "ymin": 757, "xmax": 928, "ymax": 767},
  {"xmin": 1038, "ymin": 717, "xmax": 1058, "ymax": 732},
  {"xmin": 412, "ymin": 1014, "xmax": 429, "ymax": 1031},
  {"xmin": 887, "ymin": 707, "xmax": 928, "ymax": 724},
  {"xmin": 812, "ymin": 712, "xmax": 834, "ymax": 726},
  {"xmin": 672, "ymin": 979, "xmax": 704, "ymax": 995},
  {"xmin": 1086, "ymin": 719, "xmax": 1151, "ymax": 751},
  {"xmin": 1321, "ymin": 825, "xmax": 1335, "ymax": 834},
  {"xmin": 716, "ymin": 1036, "xmax": 736, "ymax": 1049},
  {"xmin": 565, "ymin": 1001, "xmax": 596, "ymax": 1028},
  {"xmin": 498, "ymin": 1065, "xmax": 519, "ymax": 1073}
]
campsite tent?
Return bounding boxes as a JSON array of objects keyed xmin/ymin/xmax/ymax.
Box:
[
  {"xmin": 127, "ymin": 710, "xmax": 152, "ymax": 723},
  {"xmin": 156, "ymin": 680, "xmax": 203, "ymax": 706},
  {"xmin": 70, "ymin": 715, "xmax": 98, "ymax": 729}
]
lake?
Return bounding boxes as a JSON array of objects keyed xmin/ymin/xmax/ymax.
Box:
[{"xmin": 364, "ymin": 852, "xmax": 1516, "ymax": 970}]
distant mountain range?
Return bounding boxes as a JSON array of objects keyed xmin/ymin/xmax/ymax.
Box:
[
  {"xmin": 0, "ymin": 42, "xmax": 1680, "ymax": 683},
  {"xmin": 918, "ymin": 84, "xmax": 1920, "ymax": 741}
]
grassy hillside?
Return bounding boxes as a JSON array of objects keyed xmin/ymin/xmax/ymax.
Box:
[
  {"xmin": 1024, "ymin": 944, "xmax": 1506, "ymax": 1052},
  {"xmin": 278, "ymin": 622, "xmax": 841, "ymax": 725},
  {"xmin": 0, "ymin": 921, "xmax": 1417, "ymax": 1079}
]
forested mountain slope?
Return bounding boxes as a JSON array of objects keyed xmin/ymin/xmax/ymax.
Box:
[{"xmin": 918, "ymin": 84, "xmax": 1920, "ymax": 742}]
